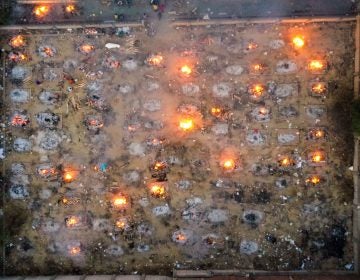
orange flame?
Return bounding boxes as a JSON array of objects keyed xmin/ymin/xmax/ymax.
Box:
[
  {"xmin": 252, "ymin": 64, "xmax": 263, "ymax": 72},
  {"xmin": 147, "ymin": 54, "xmax": 164, "ymax": 66},
  {"xmin": 149, "ymin": 183, "xmax": 166, "ymax": 198},
  {"xmin": 66, "ymin": 216, "xmax": 79, "ymax": 227},
  {"xmin": 309, "ymin": 60, "xmax": 324, "ymax": 71},
  {"xmin": 62, "ymin": 167, "xmax": 78, "ymax": 183},
  {"xmin": 176, "ymin": 233, "xmax": 187, "ymax": 241},
  {"xmin": 39, "ymin": 167, "xmax": 57, "ymax": 177},
  {"xmin": 250, "ymin": 84, "xmax": 265, "ymax": 98},
  {"xmin": 153, "ymin": 161, "xmax": 166, "ymax": 171},
  {"xmin": 279, "ymin": 156, "xmax": 293, "ymax": 167},
  {"xmin": 221, "ymin": 159, "xmax": 236, "ymax": 171},
  {"xmin": 65, "ymin": 4, "xmax": 76, "ymax": 13},
  {"xmin": 259, "ymin": 107, "xmax": 268, "ymax": 115},
  {"xmin": 311, "ymin": 152, "xmax": 324, "ymax": 163},
  {"xmin": 33, "ymin": 5, "xmax": 50, "ymax": 18},
  {"xmin": 115, "ymin": 219, "xmax": 127, "ymax": 229},
  {"xmin": 311, "ymin": 83, "xmax": 326, "ymax": 95},
  {"xmin": 306, "ymin": 175, "xmax": 321, "ymax": 185},
  {"xmin": 180, "ymin": 65, "xmax": 192, "ymax": 76},
  {"xmin": 11, "ymin": 114, "xmax": 29, "ymax": 126},
  {"xmin": 69, "ymin": 246, "xmax": 81, "ymax": 255},
  {"xmin": 292, "ymin": 36, "xmax": 305, "ymax": 48},
  {"xmin": 247, "ymin": 42, "xmax": 258, "ymax": 50},
  {"xmin": 80, "ymin": 44, "xmax": 94, "ymax": 54},
  {"xmin": 179, "ymin": 118, "xmax": 194, "ymax": 131},
  {"xmin": 113, "ymin": 195, "xmax": 127, "ymax": 208},
  {"xmin": 211, "ymin": 107, "xmax": 222, "ymax": 117},
  {"xmin": 9, "ymin": 35, "xmax": 26, "ymax": 48}
]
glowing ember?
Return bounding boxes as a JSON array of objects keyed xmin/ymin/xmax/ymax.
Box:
[
  {"xmin": 33, "ymin": 5, "xmax": 50, "ymax": 18},
  {"xmin": 179, "ymin": 118, "xmax": 194, "ymax": 131},
  {"xmin": 249, "ymin": 84, "xmax": 265, "ymax": 98},
  {"xmin": 292, "ymin": 36, "xmax": 305, "ymax": 48},
  {"xmin": 8, "ymin": 52, "xmax": 27, "ymax": 62},
  {"xmin": 176, "ymin": 233, "xmax": 187, "ymax": 242},
  {"xmin": 246, "ymin": 41, "xmax": 258, "ymax": 51},
  {"xmin": 149, "ymin": 183, "xmax": 166, "ymax": 198},
  {"xmin": 311, "ymin": 152, "xmax": 325, "ymax": 163},
  {"xmin": 11, "ymin": 113, "xmax": 29, "ymax": 127},
  {"xmin": 113, "ymin": 195, "xmax": 128, "ymax": 208},
  {"xmin": 38, "ymin": 166, "xmax": 57, "ymax": 178},
  {"xmin": 65, "ymin": 4, "xmax": 76, "ymax": 13},
  {"xmin": 278, "ymin": 156, "xmax": 294, "ymax": 167},
  {"xmin": 9, "ymin": 35, "xmax": 26, "ymax": 48},
  {"xmin": 69, "ymin": 246, "xmax": 81, "ymax": 255},
  {"xmin": 153, "ymin": 161, "xmax": 167, "ymax": 171},
  {"xmin": 147, "ymin": 54, "xmax": 164, "ymax": 66},
  {"xmin": 311, "ymin": 83, "xmax": 327, "ymax": 95},
  {"xmin": 221, "ymin": 159, "xmax": 236, "ymax": 171},
  {"xmin": 80, "ymin": 44, "xmax": 95, "ymax": 54},
  {"xmin": 65, "ymin": 216, "xmax": 79, "ymax": 227},
  {"xmin": 308, "ymin": 60, "xmax": 325, "ymax": 71},
  {"xmin": 252, "ymin": 63, "xmax": 264, "ymax": 73},
  {"xmin": 180, "ymin": 65, "xmax": 192, "ymax": 76},
  {"xmin": 115, "ymin": 218, "xmax": 128, "ymax": 230},
  {"xmin": 211, "ymin": 107, "xmax": 222, "ymax": 118},
  {"xmin": 62, "ymin": 167, "xmax": 78, "ymax": 183},
  {"xmin": 306, "ymin": 175, "xmax": 321, "ymax": 185},
  {"xmin": 259, "ymin": 107, "xmax": 268, "ymax": 115},
  {"xmin": 309, "ymin": 128, "xmax": 326, "ymax": 140}
]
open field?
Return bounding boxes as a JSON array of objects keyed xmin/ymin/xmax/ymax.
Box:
[{"xmin": 0, "ymin": 20, "xmax": 356, "ymax": 275}]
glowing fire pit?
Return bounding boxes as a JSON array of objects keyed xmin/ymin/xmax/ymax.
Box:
[
  {"xmin": 180, "ymin": 65, "xmax": 192, "ymax": 77},
  {"xmin": 250, "ymin": 106, "xmax": 271, "ymax": 122},
  {"xmin": 65, "ymin": 215, "xmax": 84, "ymax": 228},
  {"xmin": 248, "ymin": 84, "xmax": 265, "ymax": 100},
  {"xmin": 9, "ymin": 35, "xmax": 26, "ymax": 48},
  {"xmin": 8, "ymin": 52, "xmax": 27, "ymax": 62},
  {"xmin": 112, "ymin": 194, "xmax": 128, "ymax": 210},
  {"xmin": 85, "ymin": 115, "xmax": 104, "ymax": 130},
  {"xmin": 310, "ymin": 82, "xmax": 327, "ymax": 96},
  {"xmin": 62, "ymin": 167, "xmax": 79, "ymax": 183},
  {"xmin": 179, "ymin": 117, "xmax": 194, "ymax": 131},
  {"xmin": 305, "ymin": 175, "xmax": 324, "ymax": 186},
  {"xmin": 278, "ymin": 155, "xmax": 295, "ymax": 167},
  {"xmin": 308, "ymin": 150, "xmax": 326, "ymax": 165},
  {"xmin": 149, "ymin": 182, "xmax": 167, "ymax": 198},
  {"xmin": 146, "ymin": 54, "xmax": 164, "ymax": 67},
  {"xmin": 292, "ymin": 36, "xmax": 305, "ymax": 48},
  {"xmin": 79, "ymin": 44, "xmax": 95, "ymax": 54},
  {"xmin": 38, "ymin": 45, "xmax": 56, "ymax": 58},
  {"xmin": 308, "ymin": 60, "xmax": 326, "ymax": 73},
  {"xmin": 250, "ymin": 63, "xmax": 267, "ymax": 75},
  {"xmin": 33, "ymin": 5, "xmax": 50, "ymax": 18},
  {"xmin": 245, "ymin": 41, "xmax": 258, "ymax": 52},
  {"xmin": 65, "ymin": 4, "xmax": 76, "ymax": 14},
  {"xmin": 151, "ymin": 161, "xmax": 168, "ymax": 172},
  {"xmin": 10, "ymin": 111, "xmax": 30, "ymax": 127},
  {"xmin": 69, "ymin": 245, "xmax": 81, "ymax": 256},
  {"xmin": 37, "ymin": 164, "xmax": 58, "ymax": 179},
  {"xmin": 115, "ymin": 217, "xmax": 130, "ymax": 231},
  {"xmin": 308, "ymin": 128, "xmax": 326, "ymax": 140}
]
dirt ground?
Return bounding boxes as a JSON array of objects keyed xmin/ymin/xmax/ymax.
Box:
[{"xmin": 0, "ymin": 19, "xmax": 356, "ymax": 275}]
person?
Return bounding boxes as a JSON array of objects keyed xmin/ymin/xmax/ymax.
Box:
[{"xmin": 150, "ymin": 0, "xmax": 160, "ymax": 11}]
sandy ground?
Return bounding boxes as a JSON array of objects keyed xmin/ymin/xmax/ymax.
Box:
[{"xmin": 0, "ymin": 19, "xmax": 356, "ymax": 275}]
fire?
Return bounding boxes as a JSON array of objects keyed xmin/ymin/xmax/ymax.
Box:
[
  {"xmin": 38, "ymin": 167, "xmax": 57, "ymax": 177},
  {"xmin": 9, "ymin": 35, "xmax": 26, "ymax": 48},
  {"xmin": 33, "ymin": 5, "xmax": 50, "ymax": 18},
  {"xmin": 292, "ymin": 36, "xmax": 305, "ymax": 48},
  {"xmin": 311, "ymin": 83, "xmax": 327, "ymax": 95},
  {"xmin": 113, "ymin": 195, "xmax": 128, "ymax": 208},
  {"xmin": 309, "ymin": 60, "xmax": 324, "ymax": 71},
  {"xmin": 149, "ymin": 183, "xmax": 166, "ymax": 198},
  {"xmin": 66, "ymin": 216, "xmax": 79, "ymax": 227},
  {"xmin": 246, "ymin": 41, "xmax": 258, "ymax": 51},
  {"xmin": 65, "ymin": 4, "xmax": 76, "ymax": 13},
  {"xmin": 211, "ymin": 107, "xmax": 222, "ymax": 117},
  {"xmin": 259, "ymin": 107, "xmax": 268, "ymax": 115},
  {"xmin": 252, "ymin": 63, "xmax": 263, "ymax": 72},
  {"xmin": 11, "ymin": 114, "xmax": 29, "ymax": 127},
  {"xmin": 311, "ymin": 152, "xmax": 324, "ymax": 163},
  {"xmin": 44, "ymin": 47, "xmax": 54, "ymax": 57},
  {"xmin": 249, "ymin": 84, "xmax": 265, "ymax": 98},
  {"xmin": 62, "ymin": 167, "xmax": 78, "ymax": 183},
  {"xmin": 147, "ymin": 54, "xmax": 164, "ymax": 66},
  {"xmin": 80, "ymin": 44, "xmax": 95, "ymax": 54},
  {"xmin": 180, "ymin": 65, "xmax": 192, "ymax": 76},
  {"xmin": 153, "ymin": 161, "xmax": 166, "ymax": 171},
  {"xmin": 221, "ymin": 159, "xmax": 236, "ymax": 171},
  {"xmin": 69, "ymin": 246, "xmax": 81, "ymax": 255},
  {"xmin": 115, "ymin": 219, "xmax": 126, "ymax": 229},
  {"xmin": 279, "ymin": 156, "xmax": 293, "ymax": 167},
  {"xmin": 179, "ymin": 118, "xmax": 194, "ymax": 131},
  {"xmin": 176, "ymin": 233, "xmax": 187, "ymax": 242},
  {"xmin": 306, "ymin": 175, "xmax": 321, "ymax": 185}
]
